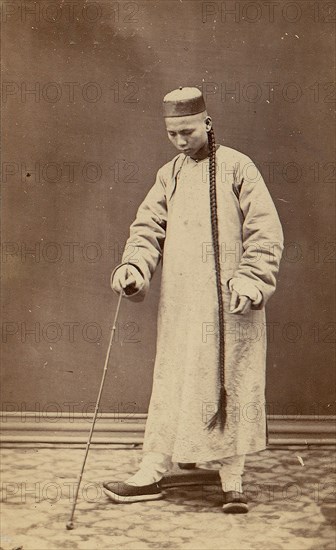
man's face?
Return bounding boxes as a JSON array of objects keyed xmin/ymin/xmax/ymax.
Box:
[{"xmin": 164, "ymin": 112, "xmax": 210, "ymax": 157}]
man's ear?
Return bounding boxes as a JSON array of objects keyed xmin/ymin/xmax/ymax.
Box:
[{"xmin": 205, "ymin": 116, "xmax": 212, "ymax": 132}]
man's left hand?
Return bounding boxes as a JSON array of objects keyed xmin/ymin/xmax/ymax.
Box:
[{"xmin": 229, "ymin": 290, "xmax": 252, "ymax": 314}]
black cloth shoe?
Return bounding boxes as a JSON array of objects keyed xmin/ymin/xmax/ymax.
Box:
[
  {"xmin": 103, "ymin": 481, "xmax": 163, "ymax": 503},
  {"xmin": 222, "ymin": 491, "xmax": 248, "ymax": 514},
  {"xmin": 178, "ymin": 463, "xmax": 196, "ymax": 469}
]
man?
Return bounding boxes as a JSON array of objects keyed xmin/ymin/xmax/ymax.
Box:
[{"xmin": 103, "ymin": 87, "xmax": 283, "ymax": 513}]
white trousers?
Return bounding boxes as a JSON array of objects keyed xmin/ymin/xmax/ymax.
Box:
[{"xmin": 126, "ymin": 452, "xmax": 246, "ymax": 493}]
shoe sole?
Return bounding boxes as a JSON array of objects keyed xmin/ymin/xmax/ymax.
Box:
[
  {"xmin": 103, "ymin": 488, "xmax": 164, "ymax": 503},
  {"xmin": 222, "ymin": 502, "xmax": 249, "ymax": 514}
]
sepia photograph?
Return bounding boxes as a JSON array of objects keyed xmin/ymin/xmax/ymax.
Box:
[{"xmin": 1, "ymin": 1, "xmax": 335, "ymax": 549}]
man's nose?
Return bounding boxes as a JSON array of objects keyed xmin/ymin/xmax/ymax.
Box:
[{"xmin": 176, "ymin": 135, "xmax": 187, "ymax": 147}]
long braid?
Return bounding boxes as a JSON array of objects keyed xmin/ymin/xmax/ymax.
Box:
[{"xmin": 206, "ymin": 127, "xmax": 227, "ymax": 432}]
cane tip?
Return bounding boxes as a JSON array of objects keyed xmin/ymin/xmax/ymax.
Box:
[{"xmin": 66, "ymin": 521, "xmax": 74, "ymax": 530}]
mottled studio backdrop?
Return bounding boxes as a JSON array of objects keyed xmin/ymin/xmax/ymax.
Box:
[{"xmin": 1, "ymin": 0, "xmax": 335, "ymax": 417}]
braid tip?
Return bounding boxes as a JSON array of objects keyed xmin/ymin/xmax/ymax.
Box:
[{"xmin": 205, "ymin": 387, "xmax": 227, "ymax": 432}]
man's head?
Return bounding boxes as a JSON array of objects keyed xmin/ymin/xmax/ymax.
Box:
[{"xmin": 163, "ymin": 87, "xmax": 212, "ymax": 158}]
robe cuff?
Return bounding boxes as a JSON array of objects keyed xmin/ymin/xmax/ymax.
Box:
[
  {"xmin": 110, "ymin": 262, "xmax": 149, "ymax": 302},
  {"xmin": 228, "ymin": 277, "xmax": 263, "ymax": 307}
]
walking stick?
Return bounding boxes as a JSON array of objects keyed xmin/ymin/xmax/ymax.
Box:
[{"xmin": 66, "ymin": 290, "xmax": 124, "ymax": 530}]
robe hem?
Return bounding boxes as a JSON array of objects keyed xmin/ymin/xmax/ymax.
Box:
[{"xmin": 143, "ymin": 443, "xmax": 267, "ymax": 464}]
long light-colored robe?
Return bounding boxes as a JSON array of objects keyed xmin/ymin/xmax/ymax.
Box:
[{"xmin": 113, "ymin": 145, "xmax": 284, "ymax": 462}]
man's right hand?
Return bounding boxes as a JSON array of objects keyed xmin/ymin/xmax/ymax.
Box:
[{"xmin": 112, "ymin": 264, "xmax": 145, "ymax": 295}]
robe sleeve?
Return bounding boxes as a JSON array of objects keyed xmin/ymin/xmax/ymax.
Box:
[
  {"xmin": 111, "ymin": 168, "xmax": 168, "ymax": 301},
  {"xmin": 230, "ymin": 156, "xmax": 284, "ymax": 309}
]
